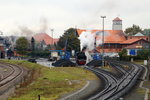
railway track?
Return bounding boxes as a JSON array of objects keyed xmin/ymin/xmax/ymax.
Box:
[
  {"xmin": 86, "ymin": 61, "xmax": 143, "ymax": 100},
  {"xmin": 86, "ymin": 66, "xmax": 118, "ymax": 100},
  {"xmin": 0, "ymin": 60, "xmax": 142, "ymax": 100},
  {"xmin": 0, "ymin": 63, "xmax": 16, "ymax": 82},
  {"xmin": 0, "ymin": 62, "xmax": 27, "ymax": 96}
]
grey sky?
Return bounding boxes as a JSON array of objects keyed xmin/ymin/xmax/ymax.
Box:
[{"xmin": 0, "ymin": 0, "xmax": 149, "ymax": 38}]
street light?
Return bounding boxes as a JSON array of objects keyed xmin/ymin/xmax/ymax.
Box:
[
  {"xmin": 101, "ymin": 16, "xmax": 106, "ymax": 67},
  {"xmin": 51, "ymin": 29, "xmax": 54, "ymax": 45}
]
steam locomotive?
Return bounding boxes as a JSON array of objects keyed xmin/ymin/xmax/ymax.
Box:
[
  {"xmin": 52, "ymin": 51, "xmax": 87, "ymax": 67},
  {"xmin": 52, "ymin": 37, "xmax": 102, "ymax": 67},
  {"xmin": 76, "ymin": 51, "xmax": 87, "ymax": 65}
]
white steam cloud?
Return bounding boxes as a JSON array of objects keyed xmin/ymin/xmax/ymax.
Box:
[
  {"xmin": 78, "ymin": 30, "xmax": 110, "ymax": 51},
  {"xmin": 78, "ymin": 30, "xmax": 110, "ymax": 63},
  {"xmin": 78, "ymin": 31, "xmax": 95, "ymax": 51}
]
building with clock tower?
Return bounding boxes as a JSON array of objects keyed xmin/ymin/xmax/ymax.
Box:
[{"xmin": 112, "ymin": 17, "xmax": 122, "ymax": 30}]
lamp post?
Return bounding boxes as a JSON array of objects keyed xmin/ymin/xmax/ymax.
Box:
[
  {"xmin": 101, "ymin": 16, "xmax": 106, "ymax": 67},
  {"xmin": 51, "ymin": 29, "xmax": 54, "ymax": 45}
]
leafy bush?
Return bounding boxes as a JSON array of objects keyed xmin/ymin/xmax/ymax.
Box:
[
  {"xmin": 28, "ymin": 50, "xmax": 50, "ymax": 58},
  {"xmin": 137, "ymin": 49, "xmax": 150, "ymax": 60},
  {"xmin": 119, "ymin": 48, "xmax": 150, "ymax": 61}
]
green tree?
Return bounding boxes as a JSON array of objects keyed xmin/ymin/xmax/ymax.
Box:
[
  {"xmin": 137, "ymin": 49, "xmax": 150, "ymax": 60},
  {"xmin": 143, "ymin": 29, "xmax": 150, "ymax": 36},
  {"xmin": 45, "ymin": 44, "xmax": 51, "ymax": 51},
  {"xmin": 16, "ymin": 37, "xmax": 29, "ymax": 55},
  {"xmin": 124, "ymin": 24, "xmax": 143, "ymax": 36},
  {"xmin": 57, "ymin": 28, "xmax": 80, "ymax": 52},
  {"xmin": 119, "ymin": 49, "xmax": 127, "ymax": 60}
]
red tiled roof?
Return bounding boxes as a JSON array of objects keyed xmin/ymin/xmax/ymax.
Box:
[
  {"xmin": 121, "ymin": 38, "xmax": 142, "ymax": 44},
  {"xmin": 77, "ymin": 29, "xmax": 126, "ymax": 43},
  {"xmin": 33, "ymin": 33, "xmax": 59, "ymax": 45},
  {"xmin": 53, "ymin": 39, "xmax": 59, "ymax": 43},
  {"xmin": 113, "ymin": 17, "xmax": 122, "ymax": 21}
]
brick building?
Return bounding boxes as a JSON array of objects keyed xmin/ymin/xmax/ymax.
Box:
[{"xmin": 0, "ymin": 37, "xmax": 5, "ymax": 58}]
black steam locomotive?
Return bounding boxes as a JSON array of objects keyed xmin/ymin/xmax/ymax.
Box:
[
  {"xmin": 76, "ymin": 46, "xmax": 87, "ymax": 65},
  {"xmin": 76, "ymin": 51, "xmax": 87, "ymax": 65}
]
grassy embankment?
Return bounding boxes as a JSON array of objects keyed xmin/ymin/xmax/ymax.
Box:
[{"xmin": 0, "ymin": 60, "xmax": 98, "ymax": 100}]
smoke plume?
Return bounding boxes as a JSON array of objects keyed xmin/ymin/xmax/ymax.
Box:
[
  {"xmin": 39, "ymin": 17, "xmax": 48, "ymax": 33},
  {"xmin": 13, "ymin": 17, "xmax": 49, "ymax": 37},
  {"xmin": 17, "ymin": 26, "xmax": 34, "ymax": 36}
]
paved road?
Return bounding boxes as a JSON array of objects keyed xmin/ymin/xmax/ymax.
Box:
[{"xmin": 36, "ymin": 58, "xmax": 54, "ymax": 67}]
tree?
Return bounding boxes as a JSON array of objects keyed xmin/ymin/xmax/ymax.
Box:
[
  {"xmin": 45, "ymin": 44, "xmax": 52, "ymax": 51},
  {"xmin": 124, "ymin": 24, "xmax": 143, "ymax": 36},
  {"xmin": 119, "ymin": 49, "xmax": 127, "ymax": 60},
  {"xmin": 143, "ymin": 29, "xmax": 150, "ymax": 36},
  {"xmin": 137, "ymin": 49, "xmax": 150, "ymax": 60},
  {"xmin": 16, "ymin": 37, "xmax": 29, "ymax": 55},
  {"xmin": 57, "ymin": 28, "xmax": 80, "ymax": 52}
]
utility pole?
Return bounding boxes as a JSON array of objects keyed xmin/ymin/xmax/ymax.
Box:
[{"xmin": 101, "ymin": 16, "xmax": 106, "ymax": 67}]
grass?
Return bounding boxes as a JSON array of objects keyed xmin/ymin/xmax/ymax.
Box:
[
  {"xmin": 123, "ymin": 83, "xmax": 146, "ymax": 100},
  {"xmin": 133, "ymin": 60, "xmax": 144, "ymax": 65},
  {"xmin": 135, "ymin": 88, "xmax": 146, "ymax": 94},
  {"xmin": 143, "ymin": 81, "xmax": 150, "ymax": 88},
  {"xmin": 0, "ymin": 60, "xmax": 98, "ymax": 100},
  {"xmin": 143, "ymin": 78, "xmax": 150, "ymax": 100}
]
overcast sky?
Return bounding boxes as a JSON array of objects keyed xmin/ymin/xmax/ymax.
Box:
[{"xmin": 0, "ymin": 0, "xmax": 150, "ymax": 38}]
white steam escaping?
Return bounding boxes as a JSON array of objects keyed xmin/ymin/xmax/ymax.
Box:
[
  {"xmin": 85, "ymin": 50, "xmax": 93, "ymax": 63},
  {"xmin": 78, "ymin": 30, "xmax": 110, "ymax": 51},
  {"xmin": 78, "ymin": 30, "xmax": 95, "ymax": 63},
  {"xmin": 78, "ymin": 31, "xmax": 95, "ymax": 51},
  {"xmin": 78, "ymin": 30, "xmax": 110, "ymax": 63}
]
